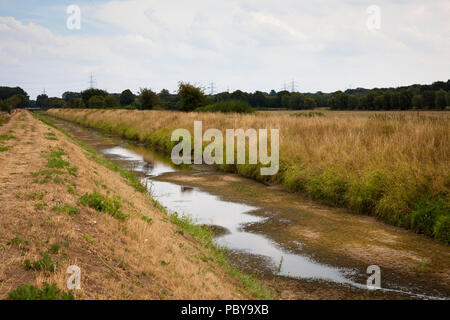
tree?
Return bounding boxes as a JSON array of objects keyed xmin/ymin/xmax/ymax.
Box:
[
  {"xmin": 0, "ymin": 100, "xmax": 12, "ymax": 114},
  {"xmin": 138, "ymin": 88, "xmax": 160, "ymax": 110},
  {"xmin": 329, "ymin": 91, "xmax": 348, "ymax": 109},
  {"xmin": 177, "ymin": 82, "xmax": 206, "ymax": 112},
  {"xmin": 81, "ymin": 89, "xmax": 108, "ymax": 106},
  {"xmin": 399, "ymin": 91, "xmax": 412, "ymax": 110},
  {"xmin": 304, "ymin": 97, "xmax": 317, "ymax": 109},
  {"xmin": 88, "ymin": 95, "xmax": 105, "ymax": 108},
  {"xmin": 0, "ymin": 87, "xmax": 28, "ymax": 101},
  {"xmin": 36, "ymin": 94, "xmax": 49, "ymax": 108},
  {"xmin": 288, "ymin": 93, "xmax": 305, "ymax": 109},
  {"xmin": 390, "ymin": 92, "xmax": 400, "ymax": 109},
  {"xmin": 62, "ymin": 91, "xmax": 81, "ymax": 101},
  {"xmin": 7, "ymin": 94, "xmax": 29, "ymax": 109},
  {"xmin": 47, "ymin": 97, "xmax": 66, "ymax": 108},
  {"xmin": 348, "ymin": 95, "xmax": 359, "ymax": 109},
  {"xmin": 104, "ymin": 95, "xmax": 119, "ymax": 109},
  {"xmin": 434, "ymin": 89, "xmax": 447, "ymax": 109},
  {"xmin": 422, "ymin": 90, "xmax": 435, "ymax": 109},
  {"xmin": 67, "ymin": 98, "xmax": 84, "ymax": 108},
  {"xmin": 120, "ymin": 89, "xmax": 135, "ymax": 106},
  {"xmin": 412, "ymin": 95, "xmax": 423, "ymax": 109}
]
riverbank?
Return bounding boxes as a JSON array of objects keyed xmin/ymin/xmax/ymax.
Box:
[
  {"xmin": 47, "ymin": 109, "xmax": 450, "ymax": 243},
  {"xmin": 0, "ymin": 110, "xmax": 270, "ymax": 299}
]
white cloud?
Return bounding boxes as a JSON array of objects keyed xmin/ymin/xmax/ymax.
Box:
[{"xmin": 0, "ymin": 0, "xmax": 449, "ymax": 99}]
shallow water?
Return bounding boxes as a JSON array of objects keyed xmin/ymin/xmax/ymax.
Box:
[{"xmin": 45, "ymin": 115, "xmax": 449, "ymax": 299}]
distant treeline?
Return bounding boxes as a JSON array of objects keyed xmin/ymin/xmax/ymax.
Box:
[{"xmin": 1, "ymin": 79, "xmax": 450, "ymax": 113}]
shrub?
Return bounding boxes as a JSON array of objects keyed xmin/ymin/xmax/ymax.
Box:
[
  {"xmin": 195, "ymin": 100, "xmax": 254, "ymax": 114},
  {"xmin": 8, "ymin": 283, "xmax": 74, "ymax": 300},
  {"xmin": 0, "ymin": 100, "xmax": 12, "ymax": 114},
  {"xmin": 410, "ymin": 198, "xmax": 447, "ymax": 236},
  {"xmin": 24, "ymin": 252, "xmax": 55, "ymax": 272},
  {"xmin": 79, "ymin": 191, "xmax": 128, "ymax": 220},
  {"xmin": 434, "ymin": 215, "xmax": 450, "ymax": 244}
]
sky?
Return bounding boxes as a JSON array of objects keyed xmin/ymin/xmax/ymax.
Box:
[{"xmin": 0, "ymin": 0, "xmax": 449, "ymax": 99}]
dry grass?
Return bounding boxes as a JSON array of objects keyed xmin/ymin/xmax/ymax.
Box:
[
  {"xmin": 48, "ymin": 108, "xmax": 450, "ymax": 241},
  {"xmin": 0, "ymin": 110, "xmax": 265, "ymax": 300}
]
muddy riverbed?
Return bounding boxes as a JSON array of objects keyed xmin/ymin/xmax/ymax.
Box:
[{"xmin": 44, "ymin": 114, "xmax": 449, "ymax": 300}]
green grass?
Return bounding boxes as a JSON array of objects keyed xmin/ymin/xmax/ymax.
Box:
[
  {"xmin": 52, "ymin": 204, "xmax": 80, "ymax": 215},
  {"xmin": 79, "ymin": 191, "xmax": 128, "ymax": 221},
  {"xmin": 0, "ymin": 146, "xmax": 9, "ymax": 152},
  {"xmin": 0, "ymin": 134, "xmax": 16, "ymax": 141},
  {"xmin": 7, "ymin": 236, "xmax": 29, "ymax": 246},
  {"xmin": 24, "ymin": 252, "xmax": 55, "ymax": 272},
  {"xmin": 8, "ymin": 283, "xmax": 74, "ymax": 300},
  {"xmin": 141, "ymin": 215, "xmax": 153, "ymax": 225}
]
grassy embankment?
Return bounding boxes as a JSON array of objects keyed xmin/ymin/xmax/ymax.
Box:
[
  {"xmin": 47, "ymin": 109, "xmax": 450, "ymax": 243},
  {"xmin": 0, "ymin": 110, "xmax": 270, "ymax": 300}
]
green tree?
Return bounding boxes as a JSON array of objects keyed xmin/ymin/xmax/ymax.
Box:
[
  {"xmin": 47, "ymin": 97, "xmax": 66, "ymax": 108},
  {"xmin": 304, "ymin": 97, "xmax": 317, "ymax": 109},
  {"xmin": 347, "ymin": 95, "xmax": 359, "ymax": 109},
  {"xmin": 81, "ymin": 89, "xmax": 108, "ymax": 107},
  {"xmin": 67, "ymin": 98, "xmax": 84, "ymax": 108},
  {"xmin": 104, "ymin": 95, "xmax": 119, "ymax": 109},
  {"xmin": 7, "ymin": 94, "xmax": 29, "ymax": 109},
  {"xmin": 36, "ymin": 94, "xmax": 49, "ymax": 108},
  {"xmin": 434, "ymin": 89, "xmax": 447, "ymax": 109},
  {"xmin": 288, "ymin": 93, "xmax": 305, "ymax": 109},
  {"xmin": 138, "ymin": 88, "xmax": 161, "ymax": 110},
  {"xmin": 412, "ymin": 95, "xmax": 423, "ymax": 109},
  {"xmin": 88, "ymin": 95, "xmax": 105, "ymax": 108},
  {"xmin": 120, "ymin": 89, "xmax": 135, "ymax": 106},
  {"xmin": 177, "ymin": 82, "xmax": 206, "ymax": 112},
  {"xmin": 422, "ymin": 90, "xmax": 435, "ymax": 109}
]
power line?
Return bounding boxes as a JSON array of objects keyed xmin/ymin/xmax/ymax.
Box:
[
  {"xmin": 88, "ymin": 73, "xmax": 96, "ymax": 89},
  {"xmin": 207, "ymin": 81, "xmax": 216, "ymax": 95}
]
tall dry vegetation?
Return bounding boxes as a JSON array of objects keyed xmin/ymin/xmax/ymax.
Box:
[{"xmin": 48, "ymin": 109, "xmax": 450, "ymax": 242}]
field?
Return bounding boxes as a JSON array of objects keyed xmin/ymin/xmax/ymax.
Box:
[{"xmin": 47, "ymin": 108, "xmax": 450, "ymax": 243}]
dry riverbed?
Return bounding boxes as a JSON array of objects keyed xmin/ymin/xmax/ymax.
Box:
[{"xmin": 154, "ymin": 170, "xmax": 450, "ymax": 299}]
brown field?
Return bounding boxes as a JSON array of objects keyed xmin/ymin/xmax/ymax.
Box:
[{"xmin": 0, "ymin": 110, "xmax": 263, "ymax": 299}]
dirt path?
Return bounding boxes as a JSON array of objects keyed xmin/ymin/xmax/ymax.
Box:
[{"xmin": 0, "ymin": 111, "xmax": 258, "ymax": 299}]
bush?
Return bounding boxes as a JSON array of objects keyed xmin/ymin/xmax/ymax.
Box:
[
  {"xmin": 410, "ymin": 198, "xmax": 447, "ymax": 236},
  {"xmin": 195, "ymin": 100, "xmax": 254, "ymax": 114},
  {"xmin": 79, "ymin": 191, "xmax": 128, "ymax": 220},
  {"xmin": 0, "ymin": 100, "xmax": 12, "ymax": 114},
  {"xmin": 8, "ymin": 283, "xmax": 74, "ymax": 300},
  {"xmin": 434, "ymin": 215, "xmax": 450, "ymax": 244}
]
